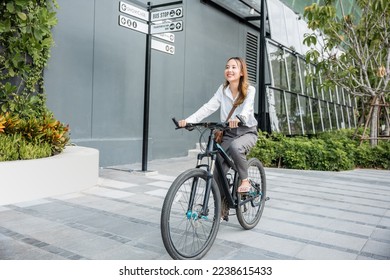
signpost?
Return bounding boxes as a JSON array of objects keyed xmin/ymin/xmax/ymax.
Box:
[
  {"xmin": 119, "ymin": 1, "xmax": 149, "ymax": 21},
  {"xmin": 151, "ymin": 7, "xmax": 183, "ymax": 21},
  {"xmin": 118, "ymin": 0, "xmax": 183, "ymax": 172},
  {"xmin": 150, "ymin": 20, "xmax": 183, "ymax": 34},
  {"xmin": 151, "ymin": 39, "xmax": 175, "ymax": 55},
  {"xmin": 118, "ymin": 14, "xmax": 148, "ymax": 34},
  {"xmin": 153, "ymin": 32, "xmax": 175, "ymax": 43}
]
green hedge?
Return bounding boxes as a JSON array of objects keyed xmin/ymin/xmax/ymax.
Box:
[
  {"xmin": 0, "ymin": 133, "xmax": 51, "ymax": 161},
  {"xmin": 0, "ymin": 110, "xmax": 69, "ymax": 162},
  {"xmin": 249, "ymin": 129, "xmax": 390, "ymax": 171}
]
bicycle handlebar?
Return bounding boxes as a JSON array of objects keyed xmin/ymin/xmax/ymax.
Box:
[{"xmin": 172, "ymin": 115, "xmax": 246, "ymax": 130}]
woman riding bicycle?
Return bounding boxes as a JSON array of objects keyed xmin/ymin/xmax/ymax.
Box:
[{"xmin": 178, "ymin": 57, "xmax": 258, "ymax": 194}]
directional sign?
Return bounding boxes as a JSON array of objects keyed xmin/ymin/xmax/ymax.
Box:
[
  {"xmin": 118, "ymin": 15, "xmax": 148, "ymax": 34},
  {"xmin": 119, "ymin": 1, "xmax": 149, "ymax": 21},
  {"xmin": 151, "ymin": 7, "xmax": 183, "ymax": 22},
  {"xmin": 152, "ymin": 39, "xmax": 175, "ymax": 55},
  {"xmin": 151, "ymin": 21, "xmax": 183, "ymax": 34},
  {"xmin": 153, "ymin": 32, "xmax": 175, "ymax": 43}
]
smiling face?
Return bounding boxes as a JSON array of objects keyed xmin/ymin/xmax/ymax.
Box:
[{"xmin": 224, "ymin": 58, "xmax": 243, "ymax": 84}]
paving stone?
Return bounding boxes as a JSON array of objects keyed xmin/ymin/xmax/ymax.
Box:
[
  {"xmin": 295, "ymin": 244, "xmax": 358, "ymax": 260},
  {"xmin": 82, "ymin": 186, "xmax": 135, "ymax": 199},
  {"xmin": 370, "ymin": 227, "xmax": 390, "ymax": 241},
  {"xmin": 92, "ymin": 243, "xmax": 161, "ymax": 260},
  {"xmin": 0, "ymin": 155, "xmax": 389, "ymax": 260},
  {"xmin": 361, "ymin": 240, "xmax": 390, "ymax": 259},
  {"xmin": 98, "ymin": 177, "xmax": 138, "ymax": 189},
  {"xmin": 313, "ymin": 231, "xmax": 367, "ymax": 252}
]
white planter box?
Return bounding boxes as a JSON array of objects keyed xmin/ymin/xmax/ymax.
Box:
[{"xmin": 0, "ymin": 146, "xmax": 99, "ymax": 205}]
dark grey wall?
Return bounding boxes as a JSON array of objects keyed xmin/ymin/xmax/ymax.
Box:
[{"xmin": 45, "ymin": 0, "xmax": 260, "ymax": 166}]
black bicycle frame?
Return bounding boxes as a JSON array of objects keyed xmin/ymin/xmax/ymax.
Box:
[
  {"xmin": 213, "ymin": 142, "xmax": 240, "ymax": 208},
  {"xmin": 189, "ymin": 129, "xmax": 240, "ymax": 216}
]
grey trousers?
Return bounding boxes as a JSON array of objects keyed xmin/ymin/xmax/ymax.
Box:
[{"xmin": 217, "ymin": 125, "xmax": 258, "ymax": 181}]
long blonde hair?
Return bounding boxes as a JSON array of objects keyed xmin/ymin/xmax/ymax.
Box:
[{"xmin": 223, "ymin": 57, "xmax": 249, "ymax": 106}]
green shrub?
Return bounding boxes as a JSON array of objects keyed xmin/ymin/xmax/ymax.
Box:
[
  {"xmin": 19, "ymin": 138, "xmax": 52, "ymax": 160},
  {"xmin": 0, "ymin": 134, "xmax": 20, "ymax": 161},
  {"xmin": 15, "ymin": 111, "xmax": 69, "ymax": 155},
  {"xmin": 249, "ymin": 131, "xmax": 278, "ymax": 167},
  {"xmin": 0, "ymin": 133, "xmax": 51, "ymax": 161},
  {"xmin": 354, "ymin": 143, "xmax": 376, "ymax": 168},
  {"xmin": 249, "ymin": 129, "xmax": 389, "ymax": 171},
  {"xmin": 0, "ymin": 0, "xmax": 58, "ymax": 98},
  {"xmin": 371, "ymin": 145, "xmax": 386, "ymax": 169},
  {"xmin": 307, "ymin": 139, "xmax": 329, "ymax": 170},
  {"xmin": 0, "ymin": 1, "xmax": 69, "ymax": 162},
  {"xmin": 325, "ymin": 141, "xmax": 354, "ymax": 171},
  {"xmin": 280, "ymin": 137, "xmax": 311, "ymax": 170},
  {"xmin": 0, "ymin": 109, "xmax": 69, "ymax": 161}
]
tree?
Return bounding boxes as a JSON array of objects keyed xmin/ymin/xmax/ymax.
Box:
[{"xmin": 303, "ymin": 0, "xmax": 390, "ymax": 146}]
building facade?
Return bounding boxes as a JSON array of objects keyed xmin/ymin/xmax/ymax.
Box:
[{"xmin": 44, "ymin": 0, "xmax": 356, "ymax": 167}]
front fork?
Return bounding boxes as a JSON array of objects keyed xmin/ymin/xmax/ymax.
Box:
[{"xmin": 186, "ymin": 154, "xmax": 216, "ymax": 220}]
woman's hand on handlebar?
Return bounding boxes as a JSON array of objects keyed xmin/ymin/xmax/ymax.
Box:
[
  {"xmin": 228, "ymin": 118, "xmax": 240, "ymax": 128},
  {"xmin": 178, "ymin": 120, "xmax": 187, "ymax": 127}
]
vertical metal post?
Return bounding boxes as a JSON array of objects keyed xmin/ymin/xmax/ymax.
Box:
[
  {"xmin": 142, "ymin": 2, "xmax": 152, "ymax": 171},
  {"xmin": 258, "ymin": 0, "xmax": 267, "ymax": 132}
]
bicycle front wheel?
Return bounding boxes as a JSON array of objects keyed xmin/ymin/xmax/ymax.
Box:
[
  {"xmin": 236, "ymin": 158, "xmax": 266, "ymax": 230},
  {"xmin": 160, "ymin": 168, "xmax": 221, "ymax": 259}
]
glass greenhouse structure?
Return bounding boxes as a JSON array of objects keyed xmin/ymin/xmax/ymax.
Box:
[{"xmin": 266, "ymin": 0, "xmax": 358, "ymax": 135}]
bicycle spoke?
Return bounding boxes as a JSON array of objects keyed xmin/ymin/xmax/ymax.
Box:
[
  {"xmin": 161, "ymin": 168, "xmax": 221, "ymax": 259},
  {"xmin": 236, "ymin": 158, "xmax": 266, "ymax": 230}
]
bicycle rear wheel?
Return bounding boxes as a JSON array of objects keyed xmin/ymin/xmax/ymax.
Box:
[
  {"xmin": 160, "ymin": 168, "xmax": 221, "ymax": 259},
  {"xmin": 236, "ymin": 158, "xmax": 266, "ymax": 230}
]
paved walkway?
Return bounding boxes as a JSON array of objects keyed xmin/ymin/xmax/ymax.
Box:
[{"xmin": 0, "ymin": 154, "xmax": 389, "ymax": 260}]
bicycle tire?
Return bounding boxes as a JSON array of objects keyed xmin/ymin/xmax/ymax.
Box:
[
  {"xmin": 236, "ymin": 158, "xmax": 266, "ymax": 230},
  {"xmin": 160, "ymin": 168, "xmax": 221, "ymax": 259}
]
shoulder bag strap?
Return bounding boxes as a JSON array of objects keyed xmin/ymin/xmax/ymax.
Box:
[{"xmin": 226, "ymin": 104, "xmax": 237, "ymax": 121}]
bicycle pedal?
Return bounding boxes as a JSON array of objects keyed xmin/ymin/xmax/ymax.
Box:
[{"xmin": 220, "ymin": 215, "xmax": 229, "ymax": 222}]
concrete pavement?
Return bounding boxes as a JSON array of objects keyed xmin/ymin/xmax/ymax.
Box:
[{"xmin": 0, "ymin": 153, "xmax": 389, "ymax": 260}]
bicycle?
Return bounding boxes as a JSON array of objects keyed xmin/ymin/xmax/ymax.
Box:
[{"xmin": 160, "ymin": 116, "xmax": 268, "ymax": 260}]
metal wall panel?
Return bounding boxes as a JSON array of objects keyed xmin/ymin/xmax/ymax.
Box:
[
  {"xmin": 45, "ymin": 0, "xmax": 259, "ymax": 166},
  {"xmin": 44, "ymin": 0, "xmax": 95, "ymax": 139}
]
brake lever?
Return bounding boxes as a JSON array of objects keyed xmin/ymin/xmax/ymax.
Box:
[
  {"xmin": 172, "ymin": 118, "xmax": 180, "ymax": 129},
  {"xmin": 172, "ymin": 117, "xmax": 194, "ymax": 131}
]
